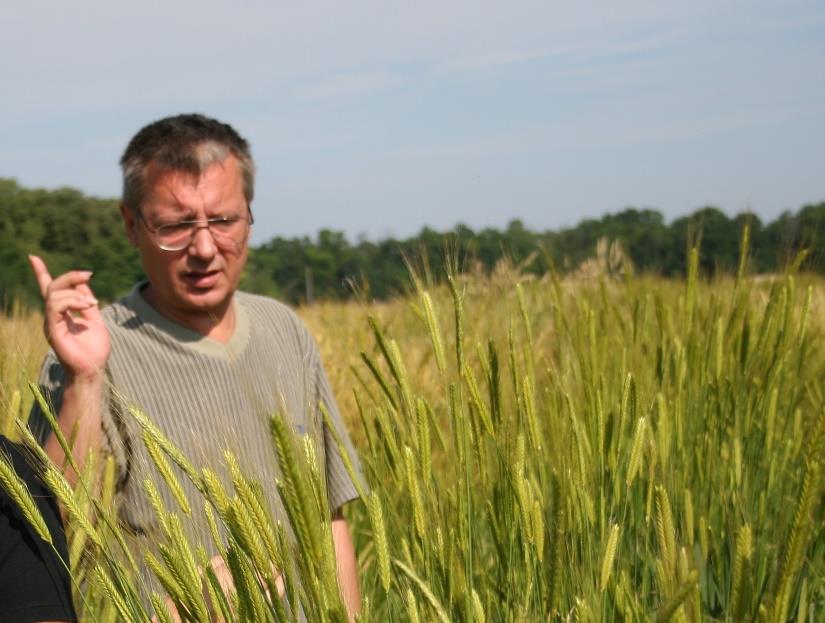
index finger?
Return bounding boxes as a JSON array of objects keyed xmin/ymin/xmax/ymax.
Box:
[{"xmin": 28, "ymin": 254, "xmax": 52, "ymax": 298}]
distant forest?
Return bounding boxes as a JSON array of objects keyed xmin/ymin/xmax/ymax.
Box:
[{"xmin": 2, "ymin": 177, "xmax": 825, "ymax": 308}]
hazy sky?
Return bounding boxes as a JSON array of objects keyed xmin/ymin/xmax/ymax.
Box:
[{"xmin": 2, "ymin": 1, "xmax": 823, "ymax": 243}]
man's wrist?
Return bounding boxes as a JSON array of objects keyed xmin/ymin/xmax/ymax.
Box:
[{"xmin": 65, "ymin": 369, "xmax": 106, "ymax": 387}]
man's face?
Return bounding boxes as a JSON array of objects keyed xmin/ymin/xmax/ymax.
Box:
[{"xmin": 123, "ymin": 156, "xmax": 250, "ymax": 321}]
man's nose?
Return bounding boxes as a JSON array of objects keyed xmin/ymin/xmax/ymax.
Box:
[{"xmin": 189, "ymin": 224, "xmax": 218, "ymax": 259}]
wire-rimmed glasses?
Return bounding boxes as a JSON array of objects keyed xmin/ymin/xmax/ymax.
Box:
[{"xmin": 138, "ymin": 211, "xmax": 253, "ymax": 251}]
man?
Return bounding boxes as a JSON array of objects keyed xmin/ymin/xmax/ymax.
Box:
[{"xmin": 28, "ymin": 113, "xmax": 363, "ymax": 619}]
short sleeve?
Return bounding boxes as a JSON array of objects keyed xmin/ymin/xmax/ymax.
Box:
[
  {"xmin": 27, "ymin": 351, "xmax": 65, "ymax": 446},
  {"xmin": 313, "ymin": 352, "xmax": 367, "ymax": 512}
]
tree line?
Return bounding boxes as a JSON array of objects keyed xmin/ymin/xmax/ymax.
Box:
[{"xmin": 2, "ymin": 177, "xmax": 824, "ymax": 308}]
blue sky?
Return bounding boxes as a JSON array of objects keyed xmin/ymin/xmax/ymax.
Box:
[{"xmin": 1, "ymin": 1, "xmax": 823, "ymax": 244}]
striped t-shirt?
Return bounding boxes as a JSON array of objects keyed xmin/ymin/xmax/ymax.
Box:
[{"xmin": 32, "ymin": 283, "xmax": 364, "ymax": 542}]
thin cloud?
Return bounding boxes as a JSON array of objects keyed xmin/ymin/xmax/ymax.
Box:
[
  {"xmin": 432, "ymin": 23, "xmax": 695, "ymax": 77},
  {"xmin": 435, "ymin": 48, "xmax": 562, "ymax": 74},
  {"xmin": 294, "ymin": 70, "xmax": 405, "ymax": 101}
]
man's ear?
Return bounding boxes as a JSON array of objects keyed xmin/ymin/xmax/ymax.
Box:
[{"xmin": 120, "ymin": 203, "xmax": 138, "ymax": 246}]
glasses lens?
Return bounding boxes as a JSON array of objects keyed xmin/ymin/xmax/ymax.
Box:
[
  {"xmin": 209, "ymin": 217, "xmax": 243, "ymax": 236},
  {"xmin": 156, "ymin": 222, "xmax": 194, "ymax": 250},
  {"xmin": 209, "ymin": 217, "xmax": 248, "ymax": 246}
]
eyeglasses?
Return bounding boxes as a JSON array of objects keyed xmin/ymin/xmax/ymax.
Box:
[{"xmin": 138, "ymin": 211, "xmax": 254, "ymax": 252}]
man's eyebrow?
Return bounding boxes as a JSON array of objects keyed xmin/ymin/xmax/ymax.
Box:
[{"xmin": 151, "ymin": 209, "xmax": 197, "ymax": 225}]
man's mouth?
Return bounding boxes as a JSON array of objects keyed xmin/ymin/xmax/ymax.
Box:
[{"xmin": 182, "ymin": 270, "xmax": 220, "ymax": 288}]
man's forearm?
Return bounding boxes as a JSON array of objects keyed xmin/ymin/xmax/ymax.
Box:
[
  {"xmin": 332, "ymin": 512, "xmax": 361, "ymax": 621},
  {"xmin": 45, "ymin": 373, "xmax": 103, "ymax": 486}
]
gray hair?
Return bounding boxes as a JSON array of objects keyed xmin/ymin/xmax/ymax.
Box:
[{"xmin": 120, "ymin": 114, "xmax": 255, "ymax": 213}]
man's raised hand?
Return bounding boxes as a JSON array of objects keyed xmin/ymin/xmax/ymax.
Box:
[{"xmin": 28, "ymin": 255, "xmax": 111, "ymax": 381}]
